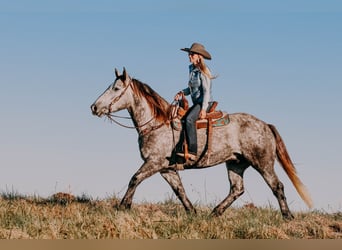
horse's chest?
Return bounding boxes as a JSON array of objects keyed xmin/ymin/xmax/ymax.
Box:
[{"xmin": 138, "ymin": 132, "xmax": 174, "ymax": 158}]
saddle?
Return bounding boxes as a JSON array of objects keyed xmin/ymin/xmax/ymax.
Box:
[
  {"xmin": 171, "ymin": 93, "xmax": 230, "ymax": 164},
  {"xmin": 171, "ymin": 98, "xmax": 229, "ymax": 131}
]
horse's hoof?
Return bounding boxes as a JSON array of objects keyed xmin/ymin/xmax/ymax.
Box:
[
  {"xmin": 185, "ymin": 208, "xmax": 197, "ymax": 215},
  {"xmin": 114, "ymin": 202, "xmax": 131, "ymax": 211},
  {"xmin": 210, "ymin": 208, "xmax": 223, "ymax": 217},
  {"xmin": 113, "ymin": 203, "xmax": 122, "ymax": 211},
  {"xmin": 282, "ymin": 212, "xmax": 294, "ymax": 221}
]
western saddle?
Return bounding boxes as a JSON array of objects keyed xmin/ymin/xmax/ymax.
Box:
[{"xmin": 172, "ymin": 93, "xmax": 229, "ymax": 163}]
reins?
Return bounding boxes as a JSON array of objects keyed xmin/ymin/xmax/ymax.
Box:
[{"xmin": 106, "ymin": 113, "xmax": 155, "ymax": 131}]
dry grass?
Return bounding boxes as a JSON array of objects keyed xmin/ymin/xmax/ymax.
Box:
[{"xmin": 0, "ymin": 192, "xmax": 341, "ymax": 239}]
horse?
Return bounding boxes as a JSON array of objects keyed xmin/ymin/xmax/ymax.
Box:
[{"xmin": 90, "ymin": 67, "xmax": 313, "ymax": 219}]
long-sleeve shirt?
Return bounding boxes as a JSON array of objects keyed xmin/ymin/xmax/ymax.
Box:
[{"xmin": 182, "ymin": 64, "xmax": 213, "ymax": 111}]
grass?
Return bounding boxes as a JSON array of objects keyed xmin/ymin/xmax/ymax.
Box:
[{"xmin": 0, "ymin": 191, "xmax": 341, "ymax": 239}]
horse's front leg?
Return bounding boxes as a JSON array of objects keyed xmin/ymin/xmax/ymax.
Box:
[
  {"xmin": 160, "ymin": 169, "xmax": 196, "ymax": 214},
  {"xmin": 119, "ymin": 161, "xmax": 161, "ymax": 210}
]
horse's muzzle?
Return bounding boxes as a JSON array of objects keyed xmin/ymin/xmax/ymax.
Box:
[
  {"xmin": 91, "ymin": 103, "xmax": 99, "ymax": 116},
  {"xmin": 91, "ymin": 103, "xmax": 109, "ymax": 117}
]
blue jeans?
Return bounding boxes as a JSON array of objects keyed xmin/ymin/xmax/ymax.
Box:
[{"xmin": 183, "ymin": 104, "xmax": 201, "ymax": 155}]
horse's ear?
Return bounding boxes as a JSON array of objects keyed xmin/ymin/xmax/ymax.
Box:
[
  {"xmin": 115, "ymin": 68, "xmax": 120, "ymax": 78},
  {"xmin": 123, "ymin": 67, "xmax": 128, "ymax": 81}
]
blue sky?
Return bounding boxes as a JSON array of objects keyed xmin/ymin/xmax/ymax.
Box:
[{"xmin": 1, "ymin": 0, "xmax": 341, "ymax": 212}]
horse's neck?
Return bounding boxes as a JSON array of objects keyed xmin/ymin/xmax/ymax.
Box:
[{"xmin": 128, "ymin": 97, "xmax": 156, "ymax": 132}]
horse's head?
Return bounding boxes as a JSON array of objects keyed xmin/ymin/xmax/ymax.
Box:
[{"xmin": 91, "ymin": 67, "xmax": 132, "ymax": 117}]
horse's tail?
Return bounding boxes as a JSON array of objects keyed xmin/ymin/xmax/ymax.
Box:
[{"xmin": 268, "ymin": 124, "xmax": 313, "ymax": 208}]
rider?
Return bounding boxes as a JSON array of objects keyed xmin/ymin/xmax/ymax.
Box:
[{"xmin": 174, "ymin": 42, "xmax": 214, "ymax": 161}]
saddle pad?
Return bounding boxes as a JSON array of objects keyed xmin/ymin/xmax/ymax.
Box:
[{"xmin": 171, "ymin": 111, "xmax": 230, "ymax": 131}]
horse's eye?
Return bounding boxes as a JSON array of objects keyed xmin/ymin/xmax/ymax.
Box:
[{"xmin": 114, "ymin": 87, "xmax": 120, "ymax": 91}]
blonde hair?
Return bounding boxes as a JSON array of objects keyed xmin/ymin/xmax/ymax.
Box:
[{"xmin": 196, "ymin": 55, "xmax": 216, "ymax": 79}]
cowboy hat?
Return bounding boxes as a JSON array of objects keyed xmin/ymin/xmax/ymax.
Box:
[{"xmin": 180, "ymin": 42, "xmax": 212, "ymax": 60}]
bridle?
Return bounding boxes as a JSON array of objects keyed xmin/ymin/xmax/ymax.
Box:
[
  {"xmin": 105, "ymin": 78, "xmax": 177, "ymax": 136},
  {"xmin": 108, "ymin": 78, "xmax": 132, "ymax": 114}
]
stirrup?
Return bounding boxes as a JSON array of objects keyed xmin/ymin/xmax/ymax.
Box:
[{"xmin": 176, "ymin": 152, "xmax": 196, "ymax": 161}]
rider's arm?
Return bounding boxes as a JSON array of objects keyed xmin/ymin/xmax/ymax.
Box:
[
  {"xmin": 182, "ymin": 87, "xmax": 190, "ymax": 96},
  {"xmin": 200, "ymin": 73, "xmax": 211, "ymax": 111}
]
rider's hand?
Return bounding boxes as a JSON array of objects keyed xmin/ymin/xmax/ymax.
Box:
[
  {"xmin": 174, "ymin": 92, "xmax": 182, "ymax": 101},
  {"xmin": 199, "ymin": 109, "xmax": 206, "ymax": 119}
]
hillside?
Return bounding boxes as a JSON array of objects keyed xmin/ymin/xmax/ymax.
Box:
[{"xmin": 0, "ymin": 192, "xmax": 340, "ymax": 239}]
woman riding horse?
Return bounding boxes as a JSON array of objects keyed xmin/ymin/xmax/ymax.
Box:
[{"xmin": 175, "ymin": 42, "xmax": 215, "ymax": 161}]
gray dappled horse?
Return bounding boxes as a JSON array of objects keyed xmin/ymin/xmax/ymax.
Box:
[{"xmin": 90, "ymin": 68, "xmax": 313, "ymax": 219}]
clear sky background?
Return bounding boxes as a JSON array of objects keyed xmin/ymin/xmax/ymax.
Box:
[{"xmin": 1, "ymin": 0, "xmax": 341, "ymax": 213}]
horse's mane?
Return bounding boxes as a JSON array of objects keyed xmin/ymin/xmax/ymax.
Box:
[{"xmin": 130, "ymin": 78, "xmax": 170, "ymax": 122}]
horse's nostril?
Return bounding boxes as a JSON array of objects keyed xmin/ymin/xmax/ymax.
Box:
[{"xmin": 91, "ymin": 104, "xmax": 97, "ymax": 113}]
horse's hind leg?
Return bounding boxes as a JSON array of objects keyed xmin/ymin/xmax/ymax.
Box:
[
  {"xmin": 211, "ymin": 162, "xmax": 248, "ymax": 216},
  {"xmin": 258, "ymin": 166, "xmax": 294, "ymax": 220},
  {"xmin": 160, "ymin": 169, "xmax": 196, "ymax": 213}
]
